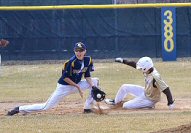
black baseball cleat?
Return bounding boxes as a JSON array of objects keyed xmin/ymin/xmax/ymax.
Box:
[
  {"xmin": 83, "ymin": 109, "xmax": 93, "ymax": 114},
  {"xmin": 7, "ymin": 107, "xmax": 19, "ymax": 116}
]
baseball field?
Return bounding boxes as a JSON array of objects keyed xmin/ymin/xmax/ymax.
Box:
[{"xmin": 0, "ymin": 60, "xmax": 191, "ymax": 133}]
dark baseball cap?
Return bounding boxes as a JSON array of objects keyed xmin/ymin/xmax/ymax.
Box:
[{"xmin": 74, "ymin": 42, "xmax": 86, "ymax": 51}]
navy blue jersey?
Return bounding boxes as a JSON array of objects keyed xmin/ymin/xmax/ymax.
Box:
[{"xmin": 58, "ymin": 55, "xmax": 94, "ymax": 85}]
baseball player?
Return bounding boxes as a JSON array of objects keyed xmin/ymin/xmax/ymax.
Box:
[
  {"xmin": 105, "ymin": 57, "xmax": 175, "ymax": 110},
  {"xmin": 7, "ymin": 42, "xmax": 99, "ymax": 116}
]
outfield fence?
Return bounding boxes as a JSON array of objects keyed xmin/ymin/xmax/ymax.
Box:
[{"xmin": 0, "ymin": 3, "xmax": 191, "ymax": 60}]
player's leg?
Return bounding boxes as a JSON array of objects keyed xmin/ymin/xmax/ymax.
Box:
[
  {"xmin": 78, "ymin": 77, "xmax": 99, "ymax": 111},
  {"xmin": 7, "ymin": 78, "xmax": 99, "ymax": 115},
  {"xmin": 78, "ymin": 77, "xmax": 99, "ymax": 90},
  {"xmin": 14, "ymin": 84, "xmax": 74, "ymax": 114},
  {"xmin": 122, "ymin": 94, "xmax": 155, "ymax": 109},
  {"xmin": 41, "ymin": 77, "xmax": 99, "ymax": 112},
  {"xmin": 114, "ymin": 84, "xmax": 144, "ymax": 104}
]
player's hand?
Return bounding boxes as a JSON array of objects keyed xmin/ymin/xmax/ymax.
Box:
[
  {"xmin": 78, "ymin": 89, "xmax": 83, "ymax": 99},
  {"xmin": 115, "ymin": 57, "xmax": 123, "ymax": 63},
  {"xmin": 76, "ymin": 86, "xmax": 83, "ymax": 99},
  {"xmin": 168, "ymin": 103, "xmax": 175, "ymax": 110}
]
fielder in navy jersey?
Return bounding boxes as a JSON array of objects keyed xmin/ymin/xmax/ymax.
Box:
[{"xmin": 7, "ymin": 42, "xmax": 99, "ymax": 116}]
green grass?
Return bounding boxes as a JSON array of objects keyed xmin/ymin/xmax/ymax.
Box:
[
  {"xmin": 0, "ymin": 61, "xmax": 191, "ymax": 133},
  {"xmin": 1, "ymin": 112, "xmax": 191, "ymax": 133}
]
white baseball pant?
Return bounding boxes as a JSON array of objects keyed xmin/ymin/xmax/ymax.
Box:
[
  {"xmin": 19, "ymin": 78, "xmax": 99, "ymax": 113},
  {"xmin": 115, "ymin": 84, "xmax": 155, "ymax": 109}
]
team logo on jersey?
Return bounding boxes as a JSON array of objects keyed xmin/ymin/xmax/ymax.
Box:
[{"xmin": 73, "ymin": 67, "xmax": 88, "ymax": 74}]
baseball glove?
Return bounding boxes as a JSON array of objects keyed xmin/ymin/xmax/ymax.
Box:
[
  {"xmin": 91, "ymin": 86, "xmax": 106, "ymax": 102},
  {"xmin": 0, "ymin": 39, "xmax": 9, "ymax": 47}
]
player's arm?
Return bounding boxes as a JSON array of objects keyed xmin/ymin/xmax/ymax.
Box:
[
  {"xmin": 84, "ymin": 66, "xmax": 94, "ymax": 87},
  {"xmin": 115, "ymin": 57, "xmax": 136, "ymax": 68},
  {"xmin": 64, "ymin": 78, "xmax": 83, "ymax": 98},
  {"xmin": 64, "ymin": 78, "xmax": 79, "ymax": 88},
  {"xmin": 85, "ymin": 64, "xmax": 106, "ymax": 103},
  {"xmin": 162, "ymin": 87, "xmax": 174, "ymax": 109},
  {"xmin": 62, "ymin": 61, "xmax": 83, "ymax": 98},
  {"xmin": 84, "ymin": 57, "xmax": 95, "ymax": 87},
  {"xmin": 153, "ymin": 74, "xmax": 174, "ymax": 109},
  {"xmin": 85, "ymin": 77, "xmax": 94, "ymax": 88}
]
